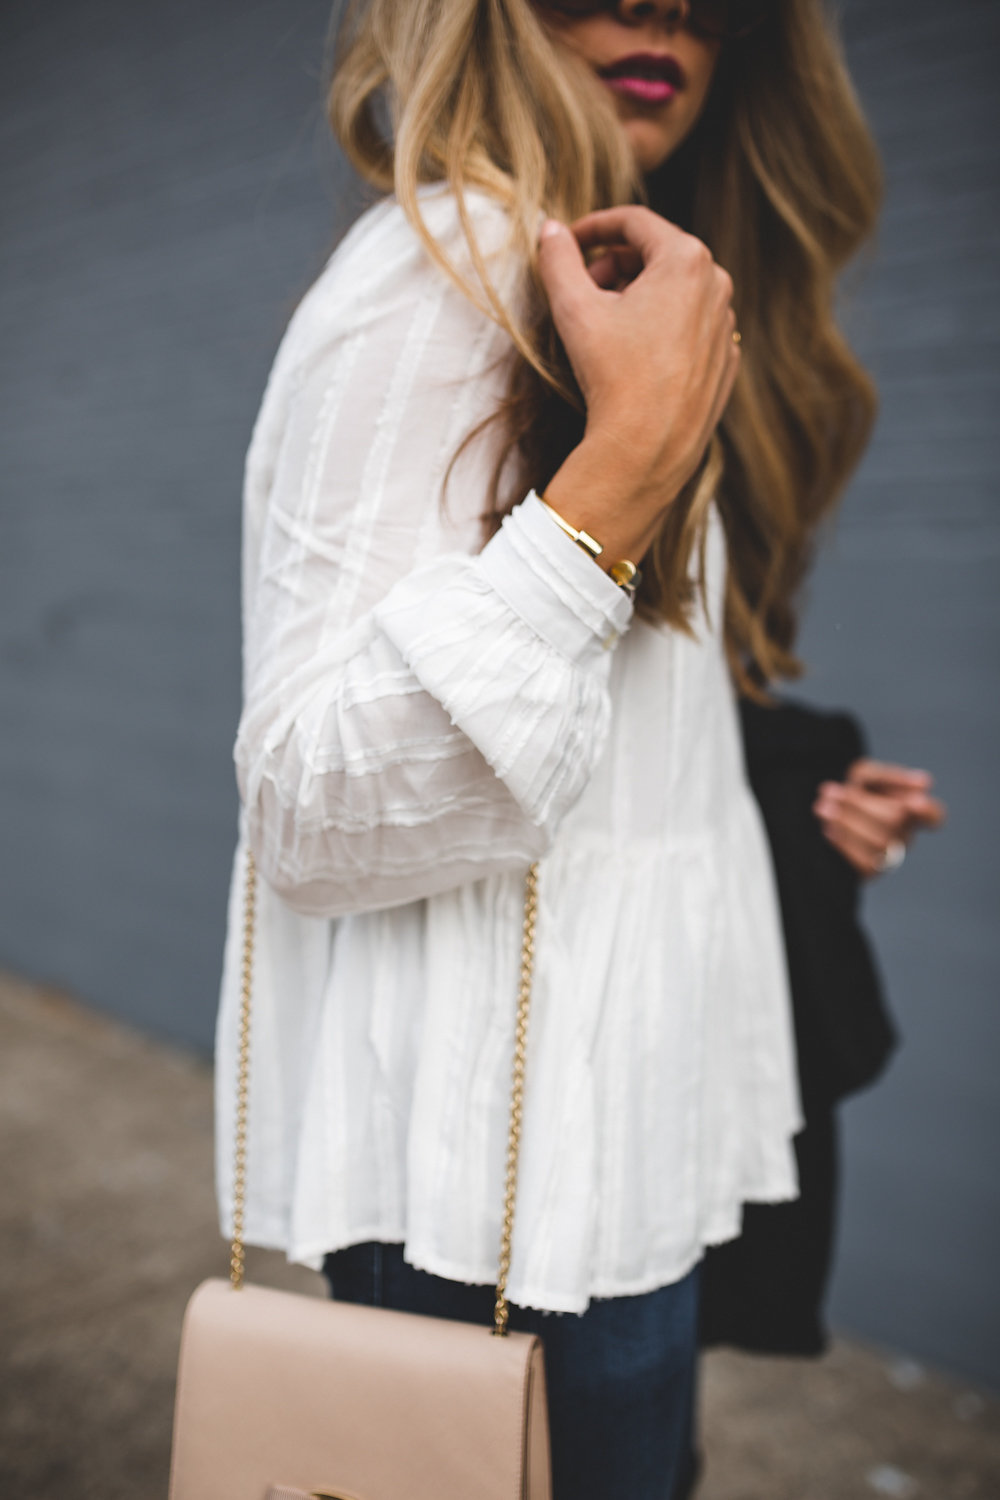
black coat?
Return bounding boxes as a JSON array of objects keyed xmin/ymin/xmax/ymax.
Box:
[{"xmin": 696, "ymin": 697, "xmax": 899, "ymax": 1356}]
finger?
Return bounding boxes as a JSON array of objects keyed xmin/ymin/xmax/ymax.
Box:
[
  {"xmin": 586, "ymin": 251, "xmax": 619, "ymax": 289},
  {"xmin": 847, "ymin": 758, "xmax": 933, "ymax": 793},
  {"xmin": 819, "ymin": 819, "xmax": 882, "ymax": 879},
  {"xmin": 898, "ymin": 792, "xmax": 947, "ymax": 830},
  {"xmin": 833, "ymin": 774, "xmax": 946, "ymax": 834},
  {"xmin": 816, "ymin": 799, "xmax": 905, "ymax": 867},
  {"xmin": 691, "ymin": 289, "xmax": 740, "ymax": 420},
  {"xmin": 569, "ymin": 205, "xmax": 677, "ymax": 266},
  {"xmin": 699, "ymin": 304, "xmax": 741, "ymax": 436},
  {"xmin": 826, "ymin": 793, "xmax": 946, "ymax": 846},
  {"xmin": 585, "ymin": 246, "xmax": 643, "ymax": 290},
  {"xmin": 815, "ymin": 782, "xmax": 909, "ymax": 837},
  {"xmin": 537, "ymin": 218, "xmax": 601, "ymax": 326}
]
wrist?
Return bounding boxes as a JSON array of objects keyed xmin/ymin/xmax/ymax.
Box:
[
  {"xmin": 544, "ymin": 435, "xmax": 669, "ymax": 571},
  {"xmin": 535, "ymin": 493, "xmax": 642, "ymax": 600}
]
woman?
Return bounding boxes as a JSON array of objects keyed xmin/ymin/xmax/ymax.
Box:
[{"xmin": 215, "ymin": 1, "xmax": 940, "ymax": 1495}]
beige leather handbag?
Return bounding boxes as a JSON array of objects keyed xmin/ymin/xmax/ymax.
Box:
[{"xmin": 168, "ymin": 853, "xmax": 552, "ymax": 1500}]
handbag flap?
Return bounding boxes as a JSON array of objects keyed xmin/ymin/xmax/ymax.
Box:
[{"xmin": 169, "ymin": 1278, "xmax": 551, "ymax": 1500}]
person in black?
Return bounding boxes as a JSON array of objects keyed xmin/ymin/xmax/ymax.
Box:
[{"xmin": 683, "ymin": 695, "xmax": 945, "ymax": 1494}]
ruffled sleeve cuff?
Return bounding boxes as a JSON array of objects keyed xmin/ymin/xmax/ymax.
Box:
[
  {"xmin": 373, "ymin": 491, "xmax": 634, "ymax": 828},
  {"xmin": 478, "ymin": 490, "xmax": 634, "ymax": 661}
]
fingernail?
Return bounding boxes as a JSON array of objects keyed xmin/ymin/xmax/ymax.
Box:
[{"xmin": 539, "ymin": 218, "xmax": 564, "ymax": 242}]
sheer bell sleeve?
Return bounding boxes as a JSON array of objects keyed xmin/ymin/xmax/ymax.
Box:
[{"xmin": 234, "ymin": 194, "xmax": 633, "ymax": 918}]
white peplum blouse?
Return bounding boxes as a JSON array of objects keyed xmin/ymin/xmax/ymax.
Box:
[{"xmin": 214, "ymin": 185, "xmax": 804, "ymax": 1314}]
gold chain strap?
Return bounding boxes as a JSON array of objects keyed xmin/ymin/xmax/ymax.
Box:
[
  {"xmin": 229, "ymin": 848, "xmax": 257, "ymax": 1291},
  {"xmin": 230, "ymin": 849, "xmax": 541, "ymax": 1340},
  {"xmin": 492, "ymin": 860, "xmax": 538, "ymax": 1336}
]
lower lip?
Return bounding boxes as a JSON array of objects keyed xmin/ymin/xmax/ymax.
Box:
[{"xmin": 603, "ymin": 76, "xmax": 678, "ymax": 105}]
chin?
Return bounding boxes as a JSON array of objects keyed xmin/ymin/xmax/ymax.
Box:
[
  {"xmin": 629, "ymin": 135, "xmax": 677, "ymax": 175},
  {"xmin": 624, "ymin": 123, "xmax": 679, "ymax": 176}
]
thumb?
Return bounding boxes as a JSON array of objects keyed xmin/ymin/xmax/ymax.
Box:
[{"xmin": 537, "ymin": 219, "xmax": 596, "ymax": 331}]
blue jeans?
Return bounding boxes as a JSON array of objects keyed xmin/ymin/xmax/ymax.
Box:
[{"xmin": 323, "ymin": 1243, "xmax": 702, "ymax": 1500}]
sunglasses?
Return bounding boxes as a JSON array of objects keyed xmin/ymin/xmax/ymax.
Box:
[{"xmin": 536, "ymin": 0, "xmax": 771, "ymax": 42}]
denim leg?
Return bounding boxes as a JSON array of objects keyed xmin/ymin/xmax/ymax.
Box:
[
  {"xmin": 525, "ymin": 1265, "xmax": 701, "ymax": 1500},
  {"xmin": 324, "ymin": 1244, "xmax": 702, "ymax": 1500}
]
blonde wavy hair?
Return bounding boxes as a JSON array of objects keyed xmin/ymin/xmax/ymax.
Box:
[{"xmin": 328, "ymin": 0, "xmax": 882, "ymax": 690}]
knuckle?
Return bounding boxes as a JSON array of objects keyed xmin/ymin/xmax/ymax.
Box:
[
  {"xmin": 680, "ymin": 232, "xmax": 711, "ymax": 267},
  {"xmin": 624, "ymin": 204, "xmax": 660, "ymax": 242}
]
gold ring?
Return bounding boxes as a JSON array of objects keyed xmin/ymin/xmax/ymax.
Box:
[{"xmin": 732, "ymin": 328, "xmax": 742, "ymax": 344}]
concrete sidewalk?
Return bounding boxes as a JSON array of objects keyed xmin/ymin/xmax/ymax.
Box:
[{"xmin": 1, "ymin": 971, "xmax": 996, "ymax": 1499}]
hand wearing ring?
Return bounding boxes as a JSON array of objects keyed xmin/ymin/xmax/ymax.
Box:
[
  {"xmin": 538, "ymin": 206, "xmax": 742, "ymax": 577},
  {"xmin": 813, "ymin": 759, "xmax": 946, "ymax": 880}
]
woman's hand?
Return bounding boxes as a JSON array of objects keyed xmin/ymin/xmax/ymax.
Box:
[
  {"xmin": 536, "ymin": 207, "xmax": 740, "ymax": 568},
  {"xmin": 813, "ymin": 759, "xmax": 947, "ymax": 879}
]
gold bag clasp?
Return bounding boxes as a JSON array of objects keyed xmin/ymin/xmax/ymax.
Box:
[{"xmin": 264, "ymin": 1487, "xmax": 363, "ymax": 1500}]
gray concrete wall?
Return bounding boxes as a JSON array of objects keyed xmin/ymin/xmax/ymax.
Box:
[
  {"xmin": 795, "ymin": 0, "xmax": 1000, "ymax": 1392},
  {"xmin": 0, "ymin": 0, "xmax": 361, "ymax": 1043},
  {"xmin": 1, "ymin": 0, "xmax": 997, "ymax": 1386}
]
